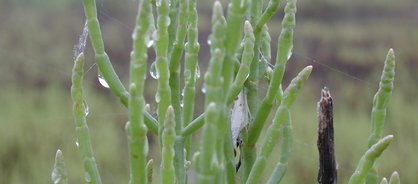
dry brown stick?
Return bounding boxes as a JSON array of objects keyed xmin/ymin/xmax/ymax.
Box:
[{"xmin": 317, "ymin": 87, "xmax": 337, "ymax": 184}]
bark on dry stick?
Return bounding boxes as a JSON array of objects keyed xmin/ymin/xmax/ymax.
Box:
[{"xmin": 317, "ymin": 87, "xmax": 337, "ymax": 184}]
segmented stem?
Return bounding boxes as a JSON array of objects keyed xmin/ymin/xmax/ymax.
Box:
[
  {"xmin": 366, "ymin": 49, "xmax": 396, "ymax": 184},
  {"xmin": 197, "ymin": 103, "xmax": 220, "ymax": 184},
  {"xmin": 182, "ymin": 0, "xmax": 200, "ymax": 160},
  {"xmin": 82, "ymin": 0, "xmax": 158, "ymax": 133},
  {"xmin": 348, "ymin": 135, "xmax": 394, "ymax": 184},
  {"xmin": 71, "ymin": 53, "xmax": 102, "ymax": 184},
  {"xmin": 246, "ymin": 66, "xmax": 312, "ymax": 184},
  {"xmin": 126, "ymin": 0, "xmax": 152, "ymax": 183},
  {"xmin": 155, "ymin": 0, "xmax": 172, "ymax": 140},
  {"xmin": 161, "ymin": 106, "xmax": 176, "ymax": 184},
  {"xmin": 226, "ymin": 21, "xmax": 255, "ymax": 105}
]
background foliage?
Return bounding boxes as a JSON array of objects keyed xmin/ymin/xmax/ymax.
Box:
[{"xmin": 0, "ymin": 0, "xmax": 417, "ymax": 183}]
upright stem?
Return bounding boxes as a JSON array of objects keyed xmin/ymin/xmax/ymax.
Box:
[
  {"xmin": 82, "ymin": 0, "xmax": 158, "ymax": 133},
  {"xmin": 126, "ymin": 0, "xmax": 152, "ymax": 183},
  {"xmin": 155, "ymin": 0, "xmax": 172, "ymax": 142},
  {"xmin": 161, "ymin": 107, "xmax": 176, "ymax": 184},
  {"xmin": 71, "ymin": 53, "xmax": 102, "ymax": 184},
  {"xmin": 182, "ymin": 0, "xmax": 200, "ymax": 161},
  {"xmin": 366, "ymin": 49, "xmax": 396, "ymax": 184},
  {"xmin": 246, "ymin": 66, "xmax": 312, "ymax": 184},
  {"xmin": 348, "ymin": 135, "xmax": 394, "ymax": 184}
]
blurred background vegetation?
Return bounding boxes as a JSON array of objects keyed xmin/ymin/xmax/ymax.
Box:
[{"xmin": 0, "ymin": 0, "xmax": 417, "ymax": 183}]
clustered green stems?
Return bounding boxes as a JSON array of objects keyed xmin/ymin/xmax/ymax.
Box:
[{"xmin": 74, "ymin": 0, "xmax": 401, "ymax": 183}]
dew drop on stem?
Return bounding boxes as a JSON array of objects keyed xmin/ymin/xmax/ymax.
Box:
[
  {"xmin": 83, "ymin": 100, "xmax": 89, "ymax": 116},
  {"xmin": 150, "ymin": 62, "xmax": 159, "ymax": 79},
  {"xmin": 84, "ymin": 172, "xmax": 92, "ymax": 182},
  {"xmin": 146, "ymin": 39, "xmax": 154, "ymax": 48},
  {"xmin": 98, "ymin": 74, "xmax": 110, "ymax": 88},
  {"xmin": 155, "ymin": 91, "xmax": 161, "ymax": 103},
  {"xmin": 195, "ymin": 64, "xmax": 200, "ymax": 79},
  {"xmin": 201, "ymin": 84, "xmax": 206, "ymax": 94}
]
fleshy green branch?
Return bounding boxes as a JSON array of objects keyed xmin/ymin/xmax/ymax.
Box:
[
  {"xmin": 71, "ymin": 53, "xmax": 102, "ymax": 184},
  {"xmin": 182, "ymin": 0, "xmax": 200, "ymax": 160},
  {"xmin": 226, "ymin": 21, "xmax": 255, "ymax": 105},
  {"xmin": 348, "ymin": 135, "xmax": 394, "ymax": 184},
  {"xmin": 246, "ymin": 65, "xmax": 312, "ymax": 184},
  {"xmin": 51, "ymin": 149, "xmax": 68, "ymax": 184},
  {"xmin": 169, "ymin": 0, "xmax": 188, "ymax": 130},
  {"xmin": 126, "ymin": 0, "xmax": 152, "ymax": 183},
  {"xmin": 197, "ymin": 103, "xmax": 220, "ymax": 184},
  {"xmin": 366, "ymin": 49, "xmax": 396, "ymax": 184},
  {"xmin": 161, "ymin": 106, "xmax": 176, "ymax": 184},
  {"xmin": 155, "ymin": 0, "xmax": 173, "ymax": 140},
  {"xmin": 255, "ymin": 0, "xmax": 281, "ymax": 33},
  {"xmin": 247, "ymin": 0, "xmax": 297, "ymax": 147},
  {"xmin": 82, "ymin": 0, "xmax": 158, "ymax": 133},
  {"xmin": 168, "ymin": 1, "xmax": 189, "ymax": 182},
  {"xmin": 243, "ymin": 1, "xmax": 297, "ymax": 177}
]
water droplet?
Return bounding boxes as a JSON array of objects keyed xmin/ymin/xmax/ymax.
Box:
[
  {"xmin": 83, "ymin": 100, "xmax": 89, "ymax": 116},
  {"xmin": 201, "ymin": 84, "xmax": 206, "ymax": 94},
  {"xmin": 150, "ymin": 62, "xmax": 159, "ymax": 79},
  {"xmin": 245, "ymin": 73, "xmax": 250, "ymax": 80},
  {"xmin": 145, "ymin": 104, "xmax": 151, "ymax": 112},
  {"xmin": 184, "ymin": 160, "xmax": 191, "ymax": 168},
  {"xmin": 98, "ymin": 75, "xmax": 110, "ymax": 88},
  {"xmin": 75, "ymin": 141, "xmax": 79, "ymax": 147},
  {"xmin": 207, "ymin": 39, "xmax": 212, "ymax": 45},
  {"xmin": 180, "ymin": 103, "xmax": 184, "ymax": 108},
  {"xmin": 287, "ymin": 49, "xmax": 293, "ymax": 60},
  {"xmin": 195, "ymin": 64, "xmax": 200, "ymax": 78},
  {"xmin": 155, "ymin": 91, "xmax": 161, "ymax": 103},
  {"xmin": 84, "ymin": 172, "xmax": 92, "ymax": 182},
  {"xmin": 146, "ymin": 39, "xmax": 154, "ymax": 48},
  {"xmin": 51, "ymin": 170, "xmax": 62, "ymax": 184},
  {"xmin": 181, "ymin": 89, "xmax": 185, "ymax": 97}
]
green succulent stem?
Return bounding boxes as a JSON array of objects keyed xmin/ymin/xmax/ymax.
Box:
[
  {"xmin": 246, "ymin": 65, "xmax": 312, "ymax": 184},
  {"xmin": 348, "ymin": 135, "xmax": 394, "ymax": 184},
  {"xmin": 182, "ymin": 0, "xmax": 200, "ymax": 161},
  {"xmin": 161, "ymin": 106, "xmax": 176, "ymax": 184},
  {"xmin": 155, "ymin": 0, "xmax": 173, "ymax": 143},
  {"xmin": 125, "ymin": 0, "xmax": 152, "ymax": 183},
  {"xmin": 366, "ymin": 49, "xmax": 396, "ymax": 184},
  {"xmin": 82, "ymin": 0, "xmax": 158, "ymax": 134},
  {"xmin": 71, "ymin": 53, "xmax": 102, "ymax": 184}
]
